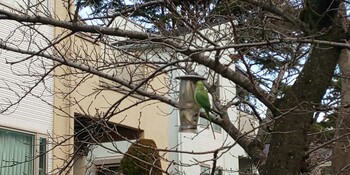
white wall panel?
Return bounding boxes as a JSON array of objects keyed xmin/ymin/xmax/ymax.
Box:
[{"xmin": 0, "ymin": 0, "xmax": 54, "ymax": 173}]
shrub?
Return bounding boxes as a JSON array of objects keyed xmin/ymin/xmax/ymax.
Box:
[{"xmin": 119, "ymin": 139, "xmax": 162, "ymax": 175}]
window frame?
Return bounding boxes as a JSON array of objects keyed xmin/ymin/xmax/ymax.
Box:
[
  {"xmin": 93, "ymin": 156, "xmax": 122, "ymax": 175},
  {"xmin": 0, "ymin": 127, "xmax": 48, "ymax": 175},
  {"xmin": 36, "ymin": 134, "xmax": 48, "ymax": 175}
]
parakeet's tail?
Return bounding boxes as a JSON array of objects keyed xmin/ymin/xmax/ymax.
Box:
[
  {"xmin": 209, "ymin": 122, "xmax": 216, "ymax": 139},
  {"xmin": 205, "ymin": 111, "xmax": 216, "ymax": 139}
]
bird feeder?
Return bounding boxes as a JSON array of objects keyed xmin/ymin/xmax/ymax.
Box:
[{"xmin": 176, "ymin": 75, "xmax": 206, "ymax": 133}]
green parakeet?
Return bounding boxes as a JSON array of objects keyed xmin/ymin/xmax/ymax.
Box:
[{"xmin": 194, "ymin": 81, "xmax": 216, "ymax": 139}]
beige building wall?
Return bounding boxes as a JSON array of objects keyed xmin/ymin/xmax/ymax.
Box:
[{"xmin": 52, "ymin": 1, "xmax": 169, "ymax": 174}]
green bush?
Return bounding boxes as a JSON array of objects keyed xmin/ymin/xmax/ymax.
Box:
[{"xmin": 120, "ymin": 139, "xmax": 162, "ymax": 175}]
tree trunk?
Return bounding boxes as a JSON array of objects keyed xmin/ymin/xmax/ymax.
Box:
[
  {"xmin": 261, "ymin": 1, "xmax": 343, "ymax": 173},
  {"xmin": 332, "ymin": 49, "xmax": 350, "ymax": 174},
  {"xmin": 261, "ymin": 31, "xmax": 341, "ymax": 175}
]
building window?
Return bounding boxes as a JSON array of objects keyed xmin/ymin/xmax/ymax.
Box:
[
  {"xmin": 200, "ymin": 165, "xmax": 210, "ymax": 175},
  {"xmin": 200, "ymin": 165, "xmax": 223, "ymax": 175},
  {"xmin": 213, "ymin": 123, "xmax": 221, "ymax": 133},
  {"xmin": 215, "ymin": 168, "xmax": 223, "ymax": 175},
  {"xmin": 0, "ymin": 128, "xmax": 47, "ymax": 175},
  {"xmin": 93, "ymin": 155, "xmax": 123, "ymax": 175},
  {"xmin": 0, "ymin": 0, "xmax": 50, "ymax": 19},
  {"xmin": 199, "ymin": 117, "xmax": 209, "ymax": 127},
  {"xmin": 199, "ymin": 117, "xmax": 221, "ymax": 133},
  {"xmin": 239, "ymin": 156, "xmax": 255, "ymax": 175},
  {"xmin": 0, "ymin": 0, "xmax": 30, "ymax": 12}
]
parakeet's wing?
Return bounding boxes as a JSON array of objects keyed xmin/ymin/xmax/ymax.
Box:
[
  {"xmin": 195, "ymin": 90, "xmax": 210, "ymax": 110},
  {"xmin": 194, "ymin": 84, "xmax": 216, "ymax": 139}
]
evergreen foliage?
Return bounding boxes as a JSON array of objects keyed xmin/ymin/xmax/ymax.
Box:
[{"xmin": 119, "ymin": 139, "xmax": 162, "ymax": 175}]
